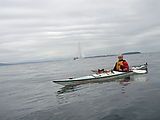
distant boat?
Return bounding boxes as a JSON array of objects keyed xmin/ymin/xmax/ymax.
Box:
[
  {"xmin": 73, "ymin": 42, "xmax": 82, "ymax": 60},
  {"xmin": 73, "ymin": 57, "xmax": 79, "ymax": 60}
]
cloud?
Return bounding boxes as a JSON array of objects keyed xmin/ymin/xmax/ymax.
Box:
[{"xmin": 0, "ymin": 0, "xmax": 160, "ymax": 62}]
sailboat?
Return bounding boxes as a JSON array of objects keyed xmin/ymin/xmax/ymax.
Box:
[{"xmin": 73, "ymin": 42, "xmax": 82, "ymax": 60}]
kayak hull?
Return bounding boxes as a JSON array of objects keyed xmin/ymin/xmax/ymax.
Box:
[{"xmin": 53, "ymin": 71, "xmax": 134, "ymax": 86}]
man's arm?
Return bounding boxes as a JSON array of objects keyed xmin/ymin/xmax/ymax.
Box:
[{"xmin": 113, "ymin": 63, "xmax": 117, "ymax": 71}]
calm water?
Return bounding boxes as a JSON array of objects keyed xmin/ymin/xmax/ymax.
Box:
[{"xmin": 0, "ymin": 53, "xmax": 160, "ymax": 120}]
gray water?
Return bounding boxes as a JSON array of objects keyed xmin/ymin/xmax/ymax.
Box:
[{"xmin": 0, "ymin": 53, "xmax": 160, "ymax": 120}]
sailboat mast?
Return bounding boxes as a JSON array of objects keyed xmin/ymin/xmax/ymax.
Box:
[{"xmin": 78, "ymin": 42, "xmax": 82, "ymax": 58}]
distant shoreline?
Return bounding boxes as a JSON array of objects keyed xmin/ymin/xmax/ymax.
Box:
[
  {"xmin": 0, "ymin": 52, "xmax": 142, "ymax": 66},
  {"xmin": 85, "ymin": 52, "xmax": 141, "ymax": 59}
]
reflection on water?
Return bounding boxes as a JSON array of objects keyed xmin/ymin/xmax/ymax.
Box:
[
  {"xmin": 119, "ymin": 77, "xmax": 131, "ymax": 94},
  {"xmin": 56, "ymin": 93, "xmax": 68, "ymax": 104},
  {"xmin": 56, "ymin": 85, "xmax": 80, "ymax": 104},
  {"xmin": 57, "ymin": 85, "xmax": 77, "ymax": 94},
  {"xmin": 132, "ymin": 74, "xmax": 148, "ymax": 82}
]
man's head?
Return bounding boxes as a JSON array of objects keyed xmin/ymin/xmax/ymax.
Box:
[{"xmin": 118, "ymin": 54, "xmax": 123, "ymax": 60}]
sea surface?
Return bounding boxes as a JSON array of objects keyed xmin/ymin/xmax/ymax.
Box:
[{"xmin": 0, "ymin": 52, "xmax": 160, "ymax": 120}]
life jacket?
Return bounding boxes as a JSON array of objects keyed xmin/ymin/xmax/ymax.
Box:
[
  {"xmin": 114, "ymin": 60, "xmax": 129, "ymax": 71},
  {"xmin": 116, "ymin": 60, "xmax": 124, "ymax": 70}
]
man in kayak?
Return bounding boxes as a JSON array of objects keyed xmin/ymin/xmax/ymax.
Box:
[{"xmin": 113, "ymin": 54, "xmax": 129, "ymax": 72}]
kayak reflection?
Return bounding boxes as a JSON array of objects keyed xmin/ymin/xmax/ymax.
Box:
[
  {"xmin": 57, "ymin": 85, "xmax": 78, "ymax": 94},
  {"xmin": 131, "ymin": 74, "xmax": 148, "ymax": 82}
]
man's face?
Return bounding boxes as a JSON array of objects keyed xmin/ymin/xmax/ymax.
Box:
[{"xmin": 118, "ymin": 56, "xmax": 123, "ymax": 60}]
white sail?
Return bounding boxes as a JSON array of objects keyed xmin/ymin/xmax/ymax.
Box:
[{"xmin": 74, "ymin": 42, "xmax": 82, "ymax": 60}]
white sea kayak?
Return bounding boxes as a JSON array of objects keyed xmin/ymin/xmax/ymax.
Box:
[{"xmin": 53, "ymin": 63, "xmax": 148, "ymax": 86}]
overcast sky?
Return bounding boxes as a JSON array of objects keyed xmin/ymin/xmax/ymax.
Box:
[{"xmin": 0, "ymin": 0, "xmax": 160, "ymax": 63}]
